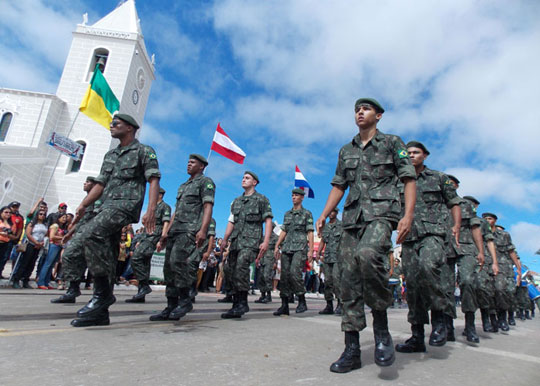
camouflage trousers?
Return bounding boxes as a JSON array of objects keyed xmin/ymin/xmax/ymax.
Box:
[
  {"xmin": 476, "ymin": 269, "xmax": 496, "ymax": 311},
  {"xmin": 62, "ymin": 230, "xmax": 88, "ymax": 283},
  {"xmin": 494, "ymin": 272, "xmax": 515, "ymax": 311},
  {"xmin": 323, "ymin": 261, "xmax": 342, "ymax": 302},
  {"xmin": 222, "ymin": 258, "xmax": 233, "ymax": 294},
  {"xmin": 83, "ymin": 208, "xmax": 129, "ymax": 279},
  {"xmin": 131, "ymin": 234, "xmax": 160, "ymax": 281},
  {"xmin": 228, "ymin": 248, "xmax": 258, "ymax": 292},
  {"xmin": 444, "ymin": 249, "xmax": 480, "ymax": 315},
  {"xmin": 163, "ymin": 232, "xmax": 198, "ymax": 297},
  {"xmin": 402, "ymin": 235, "xmax": 450, "ymax": 325},
  {"xmin": 280, "ymin": 250, "xmax": 307, "ymax": 298},
  {"xmin": 257, "ymin": 253, "xmax": 275, "ymax": 293},
  {"xmin": 340, "ymin": 220, "xmax": 393, "ymax": 332},
  {"xmin": 516, "ymin": 286, "xmax": 530, "ymax": 310}
]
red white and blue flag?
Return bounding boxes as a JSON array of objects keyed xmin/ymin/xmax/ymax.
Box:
[
  {"xmin": 295, "ymin": 165, "xmax": 315, "ymax": 198},
  {"xmin": 210, "ymin": 123, "xmax": 246, "ymax": 164}
]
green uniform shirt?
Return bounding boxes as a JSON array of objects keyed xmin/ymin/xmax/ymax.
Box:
[
  {"xmin": 281, "ymin": 206, "xmax": 313, "ymax": 253},
  {"xmin": 198, "ymin": 218, "xmax": 216, "ymax": 254},
  {"xmin": 493, "ymin": 229, "xmax": 516, "ymax": 276},
  {"xmin": 96, "ymin": 139, "xmax": 161, "ymax": 223},
  {"xmin": 148, "ymin": 200, "xmax": 172, "ymax": 236},
  {"xmin": 403, "ymin": 167, "xmax": 462, "ymax": 241},
  {"xmin": 480, "ymin": 218, "xmax": 495, "ymax": 273},
  {"xmin": 321, "ymin": 219, "xmax": 342, "ymax": 263},
  {"xmin": 447, "ymin": 197, "xmax": 481, "ymax": 257},
  {"xmin": 331, "ymin": 130, "xmax": 416, "ymax": 229},
  {"xmin": 230, "ymin": 191, "xmax": 273, "ymax": 250},
  {"xmin": 169, "ymin": 174, "xmax": 215, "ymax": 235}
]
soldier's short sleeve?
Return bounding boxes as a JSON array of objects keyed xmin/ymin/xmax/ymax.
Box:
[
  {"xmin": 481, "ymin": 220, "xmax": 494, "ymax": 241},
  {"xmin": 441, "ymin": 174, "xmax": 462, "ymax": 208},
  {"xmin": 330, "ymin": 147, "xmax": 348, "ymax": 188},
  {"xmin": 228, "ymin": 201, "xmax": 235, "ymax": 223},
  {"xmin": 260, "ymin": 195, "xmax": 273, "ymax": 220},
  {"xmin": 505, "ymin": 233, "xmax": 516, "ymax": 252},
  {"xmin": 281, "ymin": 211, "xmax": 291, "ymax": 233},
  {"xmin": 207, "ymin": 218, "xmax": 216, "ymax": 237},
  {"xmin": 95, "ymin": 151, "xmax": 114, "ymax": 186},
  {"xmin": 162, "ymin": 203, "xmax": 172, "ymax": 223},
  {"xmin": 305, "ymin": 210, "xmax": 314, "ymax": 232},
  {"xmin": 470, "ymin": 216, "xmax": 482, "ymax": 228},
  {"xmin": 391, "ymin": 136, "xmax": 416, "ymax": 181},
  {"xmin": 321, "ymin": 227, "xmax": 329, "ymax": 243},
  {"xmin": 142, "ymin": 145, "xmax": 161, "ymax": 181},
  {"xmin": 201, "ymin": 177, "xmax": 216, "ymax": 205}
]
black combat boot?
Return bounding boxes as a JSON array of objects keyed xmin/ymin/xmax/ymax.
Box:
[
  {"xmin": 463, "ymin": 312, "xmax": 480, "ymax": 343},
  {"xmin": 329, "ymin": 331, "xmax": 361, "ymax": 373},
  {"xmin": 264, "ymin": 291, "xmax": 272, "ymax": 303},
  {"xmin": 489, "ymin": 313, "xmax": 499, "ymax": 332},
  {"xmin": 480, "ymin": 309, "xmax": 495, "ymax": 332},
  {"xmin": 289, "ymin": 294, "xmax": 295, "ymax": 303},
  {"xmin": 532, "ymin": 307, "xmax": 535, "ymax": 318},
  {"xmin": 395, "ymin": 324, "xmax": 426, "ymax": 353},
  {"xmin": 254, "ymin": 292, "xmax": 267, "ymax": 303},
  {"xmin": 189, "ymin": 282, "xmax": 198, "ymax": 304},
  {"xmin": 525, "ymin": 310, "xmax": 532, "ymax": 320},
  {"xmin": 497, "ymin": 310, "xmax": 509, "ymax": 331},
  {"xmin": 217, "ymin": 292, "xmax": 233, "ymax": 303},
  {"xmin": 372, "ymin": 310, "xmax": 395, "ymax": 366},
  {"xmin": 125, "ymin": 280, "xmax": 152, "ymax": 303},
  {"xmin": 71, "ymin": 310, "xmax": 110, "ymax": 327},
  {"xmin": 334, "ymin": 300, "xmax": 343, "ymax": 315},
  {"xmin": 429, "ymin": 310, "xmax": 447, "ymax": 346},
  {"xmin": 149, "ymin": 296, "xmax": 178, "ymax": 321},
  {"xmin": 445, "ymin": 314, "xmax": 455, "ymax": 342},
  {"xmin": 319, "ymin": 300, "xmax": 334, "ymax": 315},
  {"xmin": 508, "ymin": 310, "xmax": 516, "ymax": 325},
  {"xmin": 51, "ymin": 281, "xmax": 81, "ymax": 303},
  {"xmin": 273, "ymin": 295, "xmax": 290, "ymax": 316},
  {"xmin": 221, "ymin": 292, "xmax": 248, "ymax": 319},
  {"xmin": 295, "ymin": 294, "xmax": 308, "ymax": 313},
  {"xmin": 76, "ymin": 276, "xmax": 115, "ymax": 318},
  {"xmin": 517, "ymin": 309, "xmax": 525, "ymax": 320},
  {"xmin": 169, "ymin": 288, "xmax": 193, "ymax": 320}
]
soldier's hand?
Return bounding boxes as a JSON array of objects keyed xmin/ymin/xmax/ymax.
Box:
[
  {"xmin": 517, "ymin": 273, "xmax": 522, "ymax": 287},
  {"xmin": 142, "ymin": 210, "xmax": 156, "ymax": 234},
  {"xmin": 195, "ymin": 230, "xmax": 205, "ymax": 248},
  {"xmin": 75, "ymin": 204, "xmax": 86, "ymax": 222},
  {"xmin": 396, "ymin": 214, "xmax": 413, "ymax": 244},
  {"xmin": 492, "ymin": 262, "xmax": 499, "ymax": 276},
  {"xmin": 274, "ymin": 248, "xmax": 281, "ymax": 261},
  {"xmin": 156, "ymin": 236, "xmax": 167, "ymax": 252},
  {"xmin": 316, "ymin": 216, "xmax": 326, "ymax": 235},
  {"xmin": 257, "ymin": 241, "xmax": 269, "ymax": 260},
  {"xmin": 220, "ymin": 238, "xmax": 228, "ymax": 252},
  {"xmin": 202, "ymin": 251, "xmax": 210, "ymax": 262},
  {"xmin": 255, "ymin": 257, "xmax": 261, "ymax": 268},
  {"xmin": 452, "ymin": 225, "xmax": 460, "ymax": 248},
  {"xmin": 477, "ymin": 252, "xmax": 485, "ymax": 267}
]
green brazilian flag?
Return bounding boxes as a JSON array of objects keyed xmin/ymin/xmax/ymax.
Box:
[{"xmin": 79, "ymin": 65, "xmax": 120, "ymax": 129}]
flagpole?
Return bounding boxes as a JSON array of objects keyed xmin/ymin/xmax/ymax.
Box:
[{"xmin": 42, "ymin": 110, "xmax": 80, "ymax": 197}]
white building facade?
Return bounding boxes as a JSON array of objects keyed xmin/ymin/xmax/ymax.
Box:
[{"xmin": 0, "ymin": 0, "xmax": 155, "ymax": 214}]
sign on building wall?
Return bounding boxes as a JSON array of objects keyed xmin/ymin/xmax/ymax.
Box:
[{"xmin": 47, "ymin": 132, "xmax": 84, "ymax": 160}]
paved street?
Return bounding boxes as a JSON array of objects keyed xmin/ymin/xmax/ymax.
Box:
[{"xmin": 1, "ymin": 287, "xmax": 539, "ymax": 386}]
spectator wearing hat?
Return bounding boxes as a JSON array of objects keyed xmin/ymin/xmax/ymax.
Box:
[
  {"xmin": 46, "ymin": 202, "xmax": 68, "ymax": 228},
  {"xmin": 274, "ymin": 188, "xmax": 314, "ymax": 316},
  {"xmin": 150, "ymin": 154, "xmax": 213, "ymax": 321},
  {"xmin": 219, "ymin": 171, "xmax": 273, "ymax": 319},
  {"xmin": 126, "ymin": 187, "xmax": 171, "ymax": 303}
]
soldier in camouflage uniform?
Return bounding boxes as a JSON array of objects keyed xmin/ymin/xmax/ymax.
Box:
[
  {"xmin": 189, "ymin": 217, "xmax": 216, "ymax": 302},
  {"xmin": 126, "ymin": 187, "xmax": 171, "ymax": 303},
  {"xmin": 274, "ymin": 188, "xmax": 314, "ymax": 315},
  {"xmin": 150, "ymin": 154, "xmax": 215, "ymax": 321},
  {"xmin": 71, "ymin": 114, "xmax": 161, "ymax": 327},
  {"xmin": 51, "ymin": 176, "xmax": 99, "ymax": 304},
  {"xmin": 483, "ymin": 214, "xmax": 521, "ymax": 331},
  {"xmin": 395, "ymin": 141, "xmax": 462, "ymax": 354},
  {"xmin": 255, "ymin": 222, "xmax": 278, "ymax": 304},
  {"xmin": 220, "ymin": 171, "xmax": 273, "ymax": 319},
  {"xmin": 316, "ymin": 98, "xmax": 417, "ymax": 373},
  {"xmin": 317, "ymin": 207, "xmax": 343, "ymax": 315}
]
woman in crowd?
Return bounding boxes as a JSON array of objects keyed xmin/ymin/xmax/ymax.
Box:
[
  {"xmin": 0, "ymin": 206, "xmax": 16, "ymax": 269},
  {"xmin": 36, "ymin": 214, "xmax": 68, "ymax": 289},
  {"xmin": 11, "ymin": 209, "xmax": 48, "ymax": 288}
]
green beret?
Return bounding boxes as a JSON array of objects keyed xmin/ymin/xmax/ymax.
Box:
[
  {"xmin": 406, "ymin": 141, "xmax": 430, "ymax": 155},
  {"xmin": 159, "ymin": 187, "xmax": 166, "ymax": 195},
  {"xmin": 86, "ymin": 176, "xmax": 97, "ymax": 183},
  {"xmin": 189, "ymin": 153, "xmax": 208, "ymax": 166},
  {"xmin": 114, "ymin": 113, "xmax": 139, "ymax": 129},
  {"xmin": 482, "ymin": 212, "xmax": 498, "ymax": 220},
  {"xmin": 355, "ymin": 98, "xmax": 385, "ymax": 113},
  {"xmin": 447, "ymin": 174, "xmax": 460, "ymax": 184},
  {"xmin": 463, "ymin": 195, "xmax": 480, "ymax": 205},
  {"xmin": 292, "ymin": 188, "xmax": 305, "ymax": 196},
  {"xmin": 244, "ymin": 171, "xmax": 259, "ymax": 183}
]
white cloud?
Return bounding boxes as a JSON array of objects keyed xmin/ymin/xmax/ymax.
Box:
[{"xmin": 509, "ymin": 222, "xmax": 540, "ymax": 256}]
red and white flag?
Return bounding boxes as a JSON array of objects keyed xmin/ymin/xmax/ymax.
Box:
[{"xmin": 210, "ymin": 123, "xmax": 246, "ymax": 164}]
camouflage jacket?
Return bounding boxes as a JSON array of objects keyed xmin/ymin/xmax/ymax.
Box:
[
  {"xmin": 493, "ymin": 229, "xmax": 516, "ymax": 275},
  {"xmin": 447, "ymin": 197, "xmax": 482, "ymax": 257},
  {"xmin": 146, "ymin": 200, "xmax": 172, "ymax": 237},
  {"xmin": 480, "ymin": 218, "xmax": 496, "ymax": 274},
  {"xmin": 169, "ymin": 174, "xmax": 215, "ymax": 235},
  {"xmin": 263, "ymin": 232, "xmax": 279, "ymax": 260},
  {"xmin": 281, "ymin": 206, "xmax": 314, "ymax": 253},
  {"xmin": 331, "ymin": 130, "xmax": 416, "ymax": 229},
  {"xmin": 402, "ymin": 166, "xmax": 461, "ymax": 241},
  {"xmin": 229, "ymin": 191, "xmax": 273, "ymax": 250},
  {"xmin": 96, "ymin": 139, "xmax": 161, "ymax": 223},
  {"xmin": 198, "ymin": 218, "xmax": 216, "ymax": 254},
  {"xmin": 321, "ymin": 219, "xmax": 342, "ymax": 263}
]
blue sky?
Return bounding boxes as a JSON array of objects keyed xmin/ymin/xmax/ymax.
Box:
[{"xmin": 1, "ymin": 0, "xmax": 540, "ymax": 272}]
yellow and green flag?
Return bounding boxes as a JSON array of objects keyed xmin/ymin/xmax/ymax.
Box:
[{"xmin": 79, "ymin": 65, "xmax": 120, "ymax": 129}]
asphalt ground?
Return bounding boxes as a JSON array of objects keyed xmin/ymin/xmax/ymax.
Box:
[{"xmin": 1, "ymin": 287, "xmax": 539, "ymax": 386}]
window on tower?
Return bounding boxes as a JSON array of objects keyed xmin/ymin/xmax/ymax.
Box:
[
  {"xmin": 86, "ymin": 48, "xmax": 110, "ymax": 81},
  {"xmin": 68, "ymin": 140, "xmax": 87, "ymax": 173},
  {"xmin": 0, "ymin": 112, "xmax": 13, "ymax": 142}
]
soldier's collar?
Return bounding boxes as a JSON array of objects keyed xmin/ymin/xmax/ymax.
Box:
[
  {"xmin": 116, "ymin": 138, "xmax": 140, "ymax": 153},
  {"xmin": 351, "ymin": 129, "xmax": 384, "ymax": 147}
]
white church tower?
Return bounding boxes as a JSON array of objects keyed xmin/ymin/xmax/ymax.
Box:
[{"xmin": 0, "ymin": 0, "xmax": 155, "ymax": 213}]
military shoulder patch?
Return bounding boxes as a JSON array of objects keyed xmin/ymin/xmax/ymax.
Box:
[
  {"xmin": 444, "ymin": 179, "xmax": 452, "ymax": 185},
  {"xmin": 206, "ymin": 183, "xmax": 214, "ymax": 189},
  {"xmin": 398, "ymin": 149, "xmax": 408, "ymax": 159},
  {"xmin": 148, "ymin": 152, "xmax": 157, "ymax": 159},
  {"xmin": 308, "ymin": 218, "xmax": 313, "ymax": 223}
]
